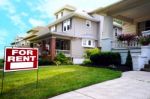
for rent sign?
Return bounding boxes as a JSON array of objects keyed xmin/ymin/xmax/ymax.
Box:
[{"xmin": 4, "ymin": 48, "xmax": 38, "ymax": 72}]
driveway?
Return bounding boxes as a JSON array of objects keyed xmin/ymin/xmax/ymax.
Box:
[{"xmin": 49, "ymin": 71, "xmax": 150, "ymax": 99}]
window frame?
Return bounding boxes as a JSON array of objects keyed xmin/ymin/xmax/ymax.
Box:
[
  {"xmin": 82, "ymin": 39, "xmax": 95, "ymax": 47},
  {"xmin": 63, "ymin": 19, "xmax": 71, "ymax": 32},
  {"xmin": 86, "ymin": 20, "xmax": 91, "ymax": 28}
]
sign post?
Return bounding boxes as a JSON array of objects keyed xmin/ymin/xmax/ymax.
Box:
[{"xmin": 1, "ymin": 47, "xmax": 38, "ymax": 94}]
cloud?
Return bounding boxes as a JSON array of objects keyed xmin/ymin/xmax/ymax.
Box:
[
  {"xmin": 0, "ymin": 29, "xmax": 8, "ymax": 45},
  {"xmin": 0, "ymin": 0, "xmax": 16, "ymax": 14},
  {"xmin": 20, "ymin": 12, "xmax": 28, "ymax": 17},
  {"xmin": 29, "ymin": 18, "xmax": 46, "ymax": 27},
  {"xmin": 10, "ymin": 15, "xmax": 27, "ymax": 29},
  {"xmin": 28, "ymin": 0, "xmax": 120, "ymax": 20}
]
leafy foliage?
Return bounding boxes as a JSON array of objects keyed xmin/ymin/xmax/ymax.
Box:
[
  {"xmin": 83, "ymin": 48, "xmax": 100, "ymax": 65},
  {"xmin": 54, "ymin": 52, "xmax": 73, "ymax": 65},
  {"xmin": 125, "ymin": 50, "xmax": 133, "ymax": 70},
  {"xmin": 138, "ymin": 35, "xmax": 150, "ymax": 45},
  {"xmin": 90, "ymin": 52, "xmax": 121, "ymax": 66},
  {"xmin": 117, "ymin": 34, "xmax": 137, "ymax": 42}
]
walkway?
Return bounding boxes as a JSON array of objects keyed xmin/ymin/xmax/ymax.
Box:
[{"xmin": 49, "ymin": 71, "xmax": 150, "ymax": 99}]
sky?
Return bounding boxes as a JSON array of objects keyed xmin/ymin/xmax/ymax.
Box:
[{"xmin": 0, "ymin": 0, "xmax": 120, "ymax": 58}]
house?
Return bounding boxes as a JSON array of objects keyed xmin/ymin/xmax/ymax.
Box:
[
  {"xmin": 11, "ymin": 36, "xmax": 29, "ymax": 47},
  {"xmin": 91, "ymin": 0, "xmax": 150, "ymax": 70},
  {"xmin": 13, "ymin": 5, "xmax": 122, "ymax": 64}
]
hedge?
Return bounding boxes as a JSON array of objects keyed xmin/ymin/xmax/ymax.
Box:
[{"xmin": 90, "ymin": 52, "xmax": 121, "ymax": 66}]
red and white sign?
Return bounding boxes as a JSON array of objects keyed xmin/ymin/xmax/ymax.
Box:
[{"xmin": 4, "ymin": 47, "xmax": 38, "ymax": 72}]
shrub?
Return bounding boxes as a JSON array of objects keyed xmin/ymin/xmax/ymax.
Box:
[
  {"xmin": 0, "ymin": 59, "xmax": 4, "ymax": 63},
  {"xmin": 84, "ymin": 48, "xmax": 100, "ymax": 59},
  {"xmin": 83, "ymin": 48, "xmax": 100, "ymax": 65},
  {"xmin": 54, "ymin": 52, "xmax": 73, "ymax": 65},
  {"xmin": 82, "ymin": 59, "xmax": 92, "ymax": 65},
  {"xmin": 125, "ymin": 50, "xmax": 133, "ymax": 70},
  {"xmin": 138, "ymin": 35, "xmax": 150, "ymax": 45},
  {"xmin": 90, "ymin": 52, "xmax": 121, "ymax": 66}
]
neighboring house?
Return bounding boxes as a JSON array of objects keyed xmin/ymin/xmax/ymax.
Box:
[
  {"xmin": 11, "ymin": 36, "xmax": 29, "ymax": 47},
  {"xmin": 91, "ymin": 0, "xmax": 150, "ymax": 70},
  {"xmin": 12, "ymin": 5, "xmax": 122, "ymax": 64}
]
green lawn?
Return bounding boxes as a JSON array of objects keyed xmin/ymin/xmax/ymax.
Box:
[{"xmin": 0, "ymin": 65, "xmax": 121, "ymax": 99}]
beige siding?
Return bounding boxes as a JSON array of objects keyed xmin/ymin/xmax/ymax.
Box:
[
  {"xmin": 55, "ymin": 19, "xmax": 75, "ymax": 36},
  {"xmin": 71, "ymin": 38, "xmax": 84, "ymax": 58},
  {"xmin": 73, "ymin": 17, "xmax": 98, "ymax": 39},
  {"xmin": 63, "ymin": 9, "xmax": 73, "ymax": 16},
  {"xmin": 122, "ymin": 22, "xmax": 137, "ymax": 34}
]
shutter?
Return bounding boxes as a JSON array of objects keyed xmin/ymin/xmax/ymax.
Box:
[
  {"xmin": 70, "ymin": 18, "xmax": 72, "ymax": 29},
  {"xmin": 62, "ymin": 22, "xmax": 63, "ymax": 31}
]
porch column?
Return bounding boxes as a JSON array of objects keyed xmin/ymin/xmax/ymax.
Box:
[
  {"xmin": 101, "ymin": 16, "xmax": 113, "ymax": 51},
  {"xmin": 42, "ymin": 40, "xmax": 46, "ymax": 51},
  {"xmin": 50, "ymin": 37, "xmax": 56, "ymax": 61}
]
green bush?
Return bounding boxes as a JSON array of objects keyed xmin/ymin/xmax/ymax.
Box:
[
  {"xmin": 0, "ymin": 59, "xmax": 4, "ymax": 63},
  {"xmin": 90, "ymin": 52, "xmax": 121, "ymax": 66},
  {"xmin": 54, "ymin": 52, "xmax": 73, "ymax": 65},
  {"xmin": 84, "ymin": 48, "xmax": 100, "ymax": 59},
  {"xmin": 83, "ymin": 48, "xmax": 100, "ymax": 65},
  {"xmin": 125, "ymin": 50, "xmax": 133, "ymax": 70},
  {"xmin": 82, "ymin": 59, "xmax": 92, "ymax": 65}
]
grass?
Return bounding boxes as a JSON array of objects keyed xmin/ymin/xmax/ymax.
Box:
[{"xmin": 0, "ymin": 65, "xmax": 121, "ymax": 99}]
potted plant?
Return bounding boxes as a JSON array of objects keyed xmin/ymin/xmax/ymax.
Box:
[{"xmin": 138, "ymin": 35, "xmax": 150, "ymax": 60}]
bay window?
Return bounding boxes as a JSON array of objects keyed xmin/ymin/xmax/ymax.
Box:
[{"xmin": 82, "ymin": 39, "xmax": 95, "ymax": 47}]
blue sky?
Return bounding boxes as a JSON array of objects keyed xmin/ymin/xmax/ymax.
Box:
[{"xmin": 0, "ymin": 0, "xmax": 120, "ymax": 58}]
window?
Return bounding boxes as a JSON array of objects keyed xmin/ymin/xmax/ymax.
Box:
[
  {"xmin": 63, "ymin": 19, "xmax": 71, "ymax": 32},
  {"xmin": 88, "ymin": 40, "xmax": 91, "ymax": 45},
  {"xmin": 51, "ymin": 26, "xmax": 56, "ymax": 32},
  {"xmin": 82, "ymin": 39, "xmax": 95, "ymax": 47},
  {"xmin": 115, "ymin": 28, "xmax": 118, "ymax": 36},
  {"xmin": 86, "ymin": 20, "xmax": 91, "ymax": 28}
]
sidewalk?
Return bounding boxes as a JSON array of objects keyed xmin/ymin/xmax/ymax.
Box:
[{"xmin": 49, "ymin": 71, "xmax": 150, "ymax": 99}]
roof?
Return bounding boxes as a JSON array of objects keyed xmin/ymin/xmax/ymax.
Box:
[
  {"xmin": 48, "ymin": 10, "xmax": 99, "ymax": 27},
  {"xmin": 54, "ymin": 4, "xmax": 76, "ymax": 15},
  {"xmin": 27, "ymin": 26, "xmax": 45, "ymax": 33},
  {"xmin": 89, "ymin": 0, "xmax": 123, "ymax": 14}
]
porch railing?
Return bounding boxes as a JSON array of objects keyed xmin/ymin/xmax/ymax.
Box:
[
  {"xmin": 112, "ymin": 40, "xmax": 141, "ymax": 49},
  {"xmin": 56, "ymin": 49, "xmax": 71, "ymax": 57}
]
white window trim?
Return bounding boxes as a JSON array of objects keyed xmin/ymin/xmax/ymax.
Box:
[
  {"xmin": 82, "ymin": 39, "xmax": 95, "ymax": 48},
  {"xmin": 86, "ymin": 20, "xmax": 91, "ymax": 28},
  {"xmin": 63, "ymin": 19, "xmax": 71, "ymax": 32}
]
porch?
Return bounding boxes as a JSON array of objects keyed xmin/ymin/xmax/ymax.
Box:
[
  {"xmin": 93, "ymin": 0, "xmax": 150, "ymax": 70},
  {"xmin": 31, "ymin": 37, "xmax": 71, "ymax": 61}
]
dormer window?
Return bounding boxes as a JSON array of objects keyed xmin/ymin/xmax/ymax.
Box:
[
  {"xmin": 51, "ymin": 26, "xmax": 56, "ymax": 32},
  {"xmin": 63, "ymin": 19, "xmax": 71, "ymax": 32},
  {"xmin": 86, "ymin": 20, "xmax": 91, "ymax": 28}
]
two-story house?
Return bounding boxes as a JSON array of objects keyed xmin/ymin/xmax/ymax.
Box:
[{"xmin": 18, "ymin": 5, "xmax": 122, "ymax": 64}]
